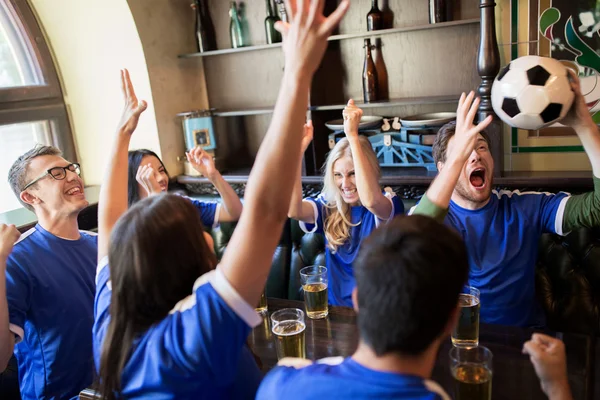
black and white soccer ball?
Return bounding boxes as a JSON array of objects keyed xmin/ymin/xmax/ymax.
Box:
[{"xmin": 491, "ymin": 56, "xmax": 574, "ymax": 130}]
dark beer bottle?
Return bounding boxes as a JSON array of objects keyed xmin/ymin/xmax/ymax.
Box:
[
  {"xmin": 373, "ymin": 38, "xmax": 389, "ymax": 101},
  {"xmin": 265, "ymin": 0, "xmax": 281, "ymax": 44},
  {"xmin": 366, "ymin": 0, "xmax": 383, "ymax": 31},
  {"xmin": 429, "ymin": 0, "xmax": 451, "ymax": 24},
  {"xmin": 381, "ymin": 0, "xmax": 394, "ymax": 29},
  {"xmin": 362, "ymin": 39, "xmax": 379, "ymax": 103},
  {"xmin": 194, "ymin": 0, "xmax": 216, "ymax": 52}
]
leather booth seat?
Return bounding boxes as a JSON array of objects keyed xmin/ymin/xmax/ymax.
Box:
[
  {"xmin": 210, "ymin": 218, "xmax": 600, "ymax": 336},
  {"xmin": 537, "ymin": 228, "xmax": 600, "ymax": 335}
]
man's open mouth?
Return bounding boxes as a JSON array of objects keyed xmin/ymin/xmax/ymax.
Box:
[{"xmin": 469, "ymin": 168, "xmax": 486, "ymax": 189}]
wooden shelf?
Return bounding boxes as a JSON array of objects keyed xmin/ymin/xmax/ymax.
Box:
[
  {"xmin": 311, "ymin": 95, "xmax": 460, "ymax": 111},
  {"xmin": 179, "ymin": 18, "xmax": 480, "ymax": 59},
  {"xmin": 212, "ymin": 95, "xmax": 461, "ymax": 117},
  {"xmin": 213, "ymin": 106, "xmax": 274, "ymax": 117}
]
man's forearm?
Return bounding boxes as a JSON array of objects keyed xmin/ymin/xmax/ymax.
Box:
[
  {"xmin": 573, "ymin": 121, "xmax": 600, "ymax": 177},
  {"xmin": 420, "ymin": 157, "xmax": 464, "ymax": 209}
]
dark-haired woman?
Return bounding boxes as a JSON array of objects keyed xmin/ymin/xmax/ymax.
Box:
[
  {"xmin": 127, "ymin": 146, "xmax": 242, "ymax": 249},
  {"xmin": 92, "ymin": 3, "xmax": 349, "ymax": 398}
]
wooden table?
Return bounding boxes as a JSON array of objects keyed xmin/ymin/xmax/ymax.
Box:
[{"xmin": 251, "ymin": 298, "xmax": 596, "ymax": 400}]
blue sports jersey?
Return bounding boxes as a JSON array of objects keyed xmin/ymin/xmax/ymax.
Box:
[
  {"xmin": 93, "ymin": 259, "xmax": 263, "ymax": 399},
  {"xmin": 256, "ymin": 357, "xmax": 448, "ymax": 399},
  {"xmin": 187, "ymin": 198, "xmax": 219, "ymax": 228},
  {"xmin": 300, "ymin": 190, "xmax": 404, "ymax": 306},
  {"xmin": 444, "ymin": 190, "xmax": 570, "ymax": 327},
  {"xmin": 6, "ymin": 224, "xmax": 98, "ymax": 400}
]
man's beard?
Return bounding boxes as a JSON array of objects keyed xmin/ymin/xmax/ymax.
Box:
[{"xmin": 454, "ymin": 177, "xmax": 493, "ymax": 207}]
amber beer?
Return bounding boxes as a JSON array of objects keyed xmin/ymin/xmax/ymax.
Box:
[
  {"xmin": 300, "ymin": 266, "xmax": 329, "ymax": 319},
  {"xmin": 303, "ymin": 283, "xmax": 328, "ymax": 319},
  {"xmin": 271, "ymin": 308, "xmax": 306, "ymax": 359},
  {"xmin": 452, "ymin": 364, "xmax": 492, "ymax": 400},
  {"xmin": 255, "ymin": 289, "xmax": 267, "ymax": 314},
  {"xmin": 452, "ymin": 286, "xmax": 480, "ymax": 347},
  {"xmin": 273, "ymin": 320, "xmax": 306, "ymax": 359},
  {"xmin": 450, "ymin": 346, "xmax": 493, "ymax": 400}
]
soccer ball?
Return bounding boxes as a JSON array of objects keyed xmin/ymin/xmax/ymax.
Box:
[{"xmin": 491, "ymin": 56, "xmax": 574, "ymax": 130}]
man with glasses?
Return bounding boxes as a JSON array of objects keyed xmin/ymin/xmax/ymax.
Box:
[{"xmin": 0, "ymin": 145, "xmax": 97, "ymax": 399}]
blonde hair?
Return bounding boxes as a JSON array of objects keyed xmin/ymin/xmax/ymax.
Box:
[{"xmin": 320, "ymin": 136, "xmax": 381, "ymax": 252}]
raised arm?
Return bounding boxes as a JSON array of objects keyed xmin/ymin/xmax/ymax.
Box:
[
  {"xmin": 98, "ymin": 69, "xmax": 148, "ymax": 261},
  {"xmin": 186, "ymin": 146, "xmax": 243, "ymax": 222},
  {"xmin": 559, "ymin": 71, "xmax": 600, "ymax": 231},
  {"xmin": 288, "ymin": 121, "xmax": 316, "ymax": 223},
  {"xmin": 220, "ymin": 0, "xmax": 349, "ymax": 307},
  {"xmin": 343, "ymin": 100, "xmax": 390, "ymax": 220},
  {"xmin": 411, "ymin": 92, "xmax": 492, "ymax": 220},
  {"xmin": 0, "ymin": 224, "xmax": 21, "ymax": 371}
]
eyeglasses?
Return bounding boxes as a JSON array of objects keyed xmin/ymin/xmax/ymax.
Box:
[{"xmin": 22, "ymin": 163, "xmax": 82, "ymax": 191}]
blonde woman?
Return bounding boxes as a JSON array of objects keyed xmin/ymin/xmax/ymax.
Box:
[{"xmin": 289, "ymin": 100, "xmax": 404, "ymax": 306}]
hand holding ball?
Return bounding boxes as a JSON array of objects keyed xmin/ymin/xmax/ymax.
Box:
[{"xmin": 491, "ymin": 56, "xmax": 574, "ymax": 130}]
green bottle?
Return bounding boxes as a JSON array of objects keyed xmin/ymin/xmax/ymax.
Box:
[
  {"xmin": 265, "ymin": 0, "xmax": 281, "ymax": 44},
  {"xmin": 229, "ymin": 2, "xmax": 245, "ymax": 48}
]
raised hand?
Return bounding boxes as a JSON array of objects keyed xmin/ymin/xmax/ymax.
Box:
[
  {"xmin": 275, "ymin": 0, "xmax": 349, "ymax": 80},
  {"xmin": 136, "ymin": 164, "xmax": 162, "ymax": 197},
  {"xmin": 0, "ymin": 224, "xmax": 20, "ymax": 262},
  {"xmin": 446, "ymin": 91, "xmax": 493, "ymax": 164},
  {"xmin": 561, "ymin": 70, "xmax": 595, "ymax": 131},
  {"xmin": 302, "ymin": 120, "xmax": 314, "ymax": 152},
  {"xmin": 523, "ymin": 333, "xmax": 572, "ymax": 400},
  {"xmin": 117, "ymin": 69, "xmax": 147, "ymax": 136},
  {"xmin": 186, "ymin": 146, "xmax": 217, "ymax": 180},
  {"xmin": 342, "ymin": 99, "xmax": 363, "ymax": 139}
]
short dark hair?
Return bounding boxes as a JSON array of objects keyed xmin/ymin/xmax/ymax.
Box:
[
  {"xmin": 354, "ymin": 215, "xmax": 469, "ymax": 356},
  {"xmin": 127, "ymin": 149, "xmax": 169, "ymax": 207},
  {"xmin": 8, "ymin": 145, "xmax": 63, "ymax": 211},
  {"xmin": 432, "ymin": 121, "xmax": 491, "ymax": 165}
]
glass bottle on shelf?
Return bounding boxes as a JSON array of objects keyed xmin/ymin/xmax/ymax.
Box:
[
  {"xmin": 193, "ymin": 0, "xmax": 217, "ymax": 52},
  {"xmin": 265, "ymin": 0, "xmax": 281, "ymax": 44},
  {"xmin": 366, "ymin": 0, "xmax": 383, "ymax": 31},
  {"xmin": 381, "ymin": 0, "xmax": 394, "ymax": 29},
  {"xmin": 229, "ymin": 1, "xmax": 246, "ymax": 49},
  {"xmin": 362, "ymin": 39, "xmax": 379, "ymax": 103},
  {"xmin": 275, "ymin": 0, "xmax": 288, "ymax": 23},
  {"xmin": 238, "ymin": 2, "xmax": 252, "ymax": 46},
  {"xmin": 373, "ymin": 38, "xmax": 389, "ymax": 101},
  {"xmin": 429, "ymin": 0, "xmax": 452, "ymax": 24}
]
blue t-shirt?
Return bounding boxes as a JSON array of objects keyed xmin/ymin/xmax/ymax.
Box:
[
  {"xmin": 6, "ymin": 224, "xmax": 98, "ymax": 400},
  {"xmin": 187, "ymin": 198, "xmax": 219, "ymax": 228},
  {"xmin": 256, "ymin": 357, "xmax": 448, "ymax": 399},
  {"xmin": 444, "ymin": 190, "xmax": 570, "ymax": 327},
  {"xmin": 301, "ymin": 190, "xmax": 404, "ymax": 307},
  {"xmin": 93, "ymin": 260, "xmax": 263, "ymax": 399}
]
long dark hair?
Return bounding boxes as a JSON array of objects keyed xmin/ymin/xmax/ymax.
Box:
[
  {"xmin": 98, "ymin": 194, "xmax": 217, "ymax": 400},
  {"xmin": 127, "ymin": 149, "xmax": 169, "ymax": 206}
]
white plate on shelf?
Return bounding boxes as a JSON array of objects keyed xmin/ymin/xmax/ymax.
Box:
[
  {"xmin": 400, "ymin": 112, "xmax": 456, "ymax": 128},
  {"xmin": 325, "ymin": 115, "xmax": 383, "ymax": 131}
]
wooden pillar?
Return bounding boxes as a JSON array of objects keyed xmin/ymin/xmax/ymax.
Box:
[{"xmin": 477, "ymin": 0, "xmax": 503, "ymax": 177}]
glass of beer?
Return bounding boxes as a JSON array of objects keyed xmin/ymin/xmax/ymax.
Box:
[
  {"xmin": 451, "ymin": 286, "xmax": 480, "ymax": 348},
  {"xmin": 271, "ymin": 308, "xmax": 306, "ymax": 359},
  {"xmin": 300, "ymin": 266, "xmax": 328, "ymax": 319},
  {"xmin": 450, "ymin": 346, "xmax": 493, "ymax": 400},
  {"xmin": 255, "ymin": 288, "xmax": 268, "ymax": 315}
]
